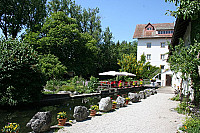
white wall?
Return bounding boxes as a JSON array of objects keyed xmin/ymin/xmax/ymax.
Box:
[
  {"xmin": 137, "ymin": 38, "xmax": 171, "ymax": 70},
  {"xmin": 172, "ymin": 72, "xmax": 194, "ymax": 101}
]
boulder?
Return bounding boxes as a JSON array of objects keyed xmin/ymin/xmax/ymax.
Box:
[
  {"xmin": 139, "ymin": 91, "xmax": 145, "ymax": 99},
  {"xmin": 144, "ymin": 89, "xmax": 151, "ymax": 97},
  {"xmin": 99, "ymin": 97, "xmax": 112, "ymax": 112},
  {"xmin": 116, "ymin": 96, "xmax": 125, "ymax": 107},
  {"xmin": 149, "ymin": 89, "xmax": 154, "ymax": 95},
  {"xmin": 26, "ymin": 111, "xmax": 51, "ymax": 133},
  {"xmin": 73, "ymin": 106, "xmax": 89, "ymax": 122},
  {"xmin": 128, "ymin": 93, "xmax": 140, "ymax": 102},
  {"xmin": 153, "ymin": 88, "xmax": 157, "ymax": 94}
]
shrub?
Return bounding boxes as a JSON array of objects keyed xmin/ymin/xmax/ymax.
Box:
[
  {"xmin": 60, "ymin": 85, "xmax": 75, "ymax": 92},
  {"xmin": 176, "ymin": 102, "xmax": 190, "ymax": 114},
  {"xmin": 179, "ymin": 116, "xmax": 200, "ymax": 132},
  {"xmin": 38, "ymin": 54, "xmax": 67, "ymax": 80},
  {"xmin": 171, "ymin": 94, "xmax": 180, "ymax": 101},
  {"xmin": 0, "ymin": 39, "xmax": 45, "ymax": 106}
]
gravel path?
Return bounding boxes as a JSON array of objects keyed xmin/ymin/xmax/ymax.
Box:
[{"xmin": 58, "ymin": 87, "xmax": 185, "ymax": 133}]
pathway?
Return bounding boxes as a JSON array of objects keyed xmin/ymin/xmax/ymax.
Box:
[{"xmin": 57, "ymin": 87, "xmax": 185, "ymax": 133}]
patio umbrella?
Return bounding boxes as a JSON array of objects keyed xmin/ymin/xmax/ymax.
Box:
[
  {"xmin": 99, "ymin": 71, "xmax": 136, "ymax": 76},
  {"xmin": 99, "ymin": 71, "xmax": 118, "ymax": 76},
  {"xmin": 116, "ymin": 72, "xmax": 136, "ymax": 76}
]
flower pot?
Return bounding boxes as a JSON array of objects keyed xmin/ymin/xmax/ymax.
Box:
[
  {"xmin": 5, "ymin": 131, "xmax": 19, "ymax": 133},
  {"xmin": 112, "ymin": 104, "xmax": 116, "ymax": 109},
  {"xmin": 125, "ymin": 100, "xmax": 129, "ymax": 105},
  {"xmin": 57, "ymin": 118, "xmax": 67, "ymax": 126},
  {"xmin": 90, "ymin": 110, "xmax": 96, "ymax": 116}
]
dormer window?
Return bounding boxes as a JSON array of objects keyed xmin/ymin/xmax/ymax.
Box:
[
  {"xmin": 147, "ymin": 27, "xmax": 152, "ymax": 30},
  {"xmin": 145, "ymin": 23, "xmax": 154, "ymax": 31}
]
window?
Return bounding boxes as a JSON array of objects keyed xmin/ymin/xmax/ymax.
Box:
[
  {"xmin": 147, "ymin": 54, "xmax": 151, "ymax": 60},
  {"xmin": 147, "ymin": 27, "xmax": 152, "ymax": 30},
  {"xmin": 161, "ymin": 42, "xmax": 165, "ymax": 48},
  {"xmin": 147, "ymin": 43, "xmax": 151, "ymax": 48},
  {"xmin": 160, "ymin": 65, "xmax": 165, "ymax": 69},
  {"xmin": 161, "ymin": 54, "xmax": 165, "ymax": 60},
  {"xmin": 147, "ymin": 66, "xmax": 150, "ymax": 70},
  {"xmin": 157, "ymin": 30, "xmax": 174, "ymax": 34}
]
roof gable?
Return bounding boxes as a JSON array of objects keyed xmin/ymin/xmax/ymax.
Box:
[
  {"xmin": 133, "ymin": 23, "xmax": 174, "ymax": 39},
  {"xmin": 145, "ymin": 23, "xmax": 155, "ymax": 30}
]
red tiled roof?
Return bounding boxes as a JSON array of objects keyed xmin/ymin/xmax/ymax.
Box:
[{"xmin": 133, "ymin": 23, "xmax": 174, "ymax": 39}]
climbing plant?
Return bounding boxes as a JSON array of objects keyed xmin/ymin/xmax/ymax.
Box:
[
  {"xmin": 166, "ymin": 0, "xmax": 200, "ymax": 105},
  {"xmin": 168, "ymin": 37, "xmax": 200, "ymax": 105}
]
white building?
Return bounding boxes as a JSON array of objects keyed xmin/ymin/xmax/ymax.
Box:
[{"xmin": 133, "ymin": 23, "xmax": 174, "ymax": 86}]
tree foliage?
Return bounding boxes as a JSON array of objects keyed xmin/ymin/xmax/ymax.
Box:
[
  {"xmin": 0, "ymin": 0, "xmax": 47, "ymax": 39},
  {"xmin": 117, "ymin": 53, "xmax": 160, "ymax": 79},
  {"xmin": 25, "ymin": 11, "xmax": 98, "ymax": 77},
  {"xmin": 38, "ymin": 54, "xmax": 67, "ymax": 80},
  {"xmin": 166, "ymin": 0, "xmax": 200, "ymax": 105},
  {"xmin": 168, "ymin": 38, "xmax": 200, "ymax": 104},
  {"xmin": 47, "ymin": 0, "xmax": 102, "ymax": 42},
  {"xmin": 165, "ymin": 0, "xmax": 200, "ymax": 20},
  {"xmin": 0, "ymin": 39, "xmax": 45, "ymax": 106}
]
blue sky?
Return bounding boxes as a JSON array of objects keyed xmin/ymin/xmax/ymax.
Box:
[
  {"xmin": 75, "ymin": 0, "xmax": 177, "ymax": 42},
  {"xmin": 0, "ymin": 0, "xmax": 177, "ymax": 43}
]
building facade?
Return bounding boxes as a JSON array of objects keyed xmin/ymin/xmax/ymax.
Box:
[{"xmin": 133, "ymin": 23, "xmax": 174, "ymax": 86}]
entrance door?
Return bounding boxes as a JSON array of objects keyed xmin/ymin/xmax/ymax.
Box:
[{"xmin": 166, "ymin": 74, "xmax": 172, "ymax": 86}]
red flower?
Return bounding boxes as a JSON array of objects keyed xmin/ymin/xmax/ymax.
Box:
[{"xmin": 111, "ymin": 98, "xmax": 112, "ymax": 99}]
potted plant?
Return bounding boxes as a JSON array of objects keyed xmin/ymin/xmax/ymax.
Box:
[
  {"xmin": 112, "ymin": 101, "xmax": 117, "ymax": 109},
  {"xmin": 1, "ymin": 123, "xmax": 20, "ymax": 133},
  {"xmin": 125, "ymin": 97, "xmax": 130, "ymax": 104},
  {"xmin": 57, "ymin": 111, "xmax": 67, "ymax": 126},
  {"xmin": 89, "ymin": 105, "xmax": 99, "ymax": 116}
]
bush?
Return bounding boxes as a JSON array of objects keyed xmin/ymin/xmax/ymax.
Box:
[
  {"xmin": 0, "ymin": 39, "xmax": 45, "ymax": 106},
  {"xmin": 171, "ymin": 94, "xmax": 180, "ymax": 101},
  {"xmin": 176, "ymin": 102, "xmax": 190, "ymax": 114},
  {"xmin": 38, "ymin": 54, "xmax": 67, "ymax": 80},
  {"xmin": 60, "ymin": 85, "xmax": 75, "ymax": 92},
  {"xmin": 179, "ymin": 116, "xmax": 200, "ymax": 132}
]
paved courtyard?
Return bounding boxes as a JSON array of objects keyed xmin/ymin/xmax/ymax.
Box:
[{"xmin": 58, "ymin": 87, "xmax": 185, "ymax": 133}]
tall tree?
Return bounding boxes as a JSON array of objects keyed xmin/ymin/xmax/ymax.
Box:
[
  {"xmin": 25, "ymin": 11, "xmax": 98, "ymax": 77},
  {"xmin": 47, "ymin": 0, "xmax": 102, "ymax": 43},
  {"xmin": 0, "ymin": 0, "xmax": 47, "ymax": 39}
]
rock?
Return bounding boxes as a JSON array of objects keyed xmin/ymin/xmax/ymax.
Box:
[
  {"xmin": 144, "ymin": 89, "xmax": 151, "ymax": 97},
  {"xmin": 73, "ymin": 106, "xmax": 89, "ymax": 122},
  {"xmin": 57, "ymin": 91, "xmax": 68, "ymax": 94},
  {"xmin": 149, "ymin": 89, "xmax": 154, "ymax": 95},
  {"xmin": 99, "ymin": 97, "xmax": 112, "ymax": 112},
  {"xmin": 26, "ymin": 111, "xmax": 51, "ymax": 133},
  {"xmin": 139, "ymin": 91, "xmax": 145, "ymax": 99},
  {"xmin": 128, "ymin": 93, "xmax": 140, "ymax": 102},
  {"xmin": 153, "ymin": 88, "xmax": 157, "ymax": 94},
  {"xmin": 73, "ymin": 91, "xmax": 79, "ymax": 95},
  {"xmin": 116, "ymin": 96, "xmax": 125, "ymax": 107}
]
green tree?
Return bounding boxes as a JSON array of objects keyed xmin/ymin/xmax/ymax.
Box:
[
  {"xmin": 117, "ymin": 40, "xmax": 137, "ymax": 58},
  {"xmin": 0, "ymin": 0, "xmax": 47, "ymax": 39},
  {"xmin": 0, "ymin": 39, "xmax": 45, "ymax": 106},
  {"xmin": 47, "ymin": 0, "xmax": 102, "ymax": 42},
  {"xmin": 25, "ymin": 11, "xmax": 98, "ymax": 77},
  {"xmin": 165, "ymin": 0, "xmax": 200, "ymax": 20},
  {"xmin": 117, "ymin": 53, "xmax": 160, "ymax": 79},
  {"xmin": 97, "ymin": 27, "xmax": 119, "ymax": 74},
  {"xmin": 168, "ymin": 38, "xmax": 200, "ymax": 104},
  {"xmin": 38, "ymin": 54, "xmax": 67, "ymax": 80},
  {"xmin": 166, "ymin": 0, "xmax": 200, "ymax": 105}
]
